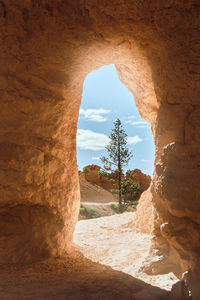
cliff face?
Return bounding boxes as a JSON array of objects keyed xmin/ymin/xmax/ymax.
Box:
[
  {"xmin": 126, "ymin": 169, "xmax": 151, "ymax": 194},
  {"xmin": 80, "ymin": 165, "xmax": 151, "ymax": 197},
  {"xmin": 136, "ymin": 189, "xmax": 153, "ymax": 234},
  {"xmin": 0, "ymin": 1, "xmax": 200, "ymax": 295},
  {"xmin": 80, "ymin": 165, "xmax": 119, "ymax": 191}
]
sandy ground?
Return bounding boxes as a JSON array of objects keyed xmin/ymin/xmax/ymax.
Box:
[
  {"xmin": 0, "ymin": 254, "xmax": 170, "ymax": 300},
  {"xmin": 74, "ymin": 212, "xmax": 179, "ymax": 291},
  {"xmin": 80, "ymin": 201, "xmax": 117, "ymax": 218},
  {"xmin": 80, "ymin": 177, "xmax": 117, "ymax": 204},
  {"xmin": 80, "ymin": 202, "xmax": 136, "ymax": 219},
  {"xmin": 0, "ymin": 212, "xmax": 177, "ymax": 299}
]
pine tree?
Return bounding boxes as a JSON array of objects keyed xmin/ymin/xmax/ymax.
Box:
[{"xmin": 100, "ymin": 119, "xmax": 133, "ymax": 211}]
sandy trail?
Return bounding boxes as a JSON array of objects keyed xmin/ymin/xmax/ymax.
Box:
[
  {"xmin": 82, "ymin": 201, "xmax": 117, "ymax": 205},
  {"xmin": 0, "ymin": 256, "xmax": 170, "ymax": 300},
  {"xmin": 74, "ymin": 212, "xmax": 178, "ymax": 291},
  {"xmin": 0, "ymin": 212, "xmax": 177, "ymax": 299}
]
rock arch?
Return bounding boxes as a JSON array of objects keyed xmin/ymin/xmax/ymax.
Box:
[{"xmin": 0, "ymin": 0, "xmax": 199, "ymax": 295}]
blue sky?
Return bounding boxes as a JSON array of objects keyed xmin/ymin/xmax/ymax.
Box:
[{"xmin": 76, "ymin": 65, "xmax": 155, "ymax": 176}]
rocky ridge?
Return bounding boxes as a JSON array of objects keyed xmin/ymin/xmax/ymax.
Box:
[{"xmin": 80, "ymin": 164, "xmax": 151, "ymax": 197}]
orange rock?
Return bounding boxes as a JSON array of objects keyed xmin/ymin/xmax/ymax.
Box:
[
  {"xmin": 0, "ymin": 2, "xmax": 199, "ymax": 296},
  {"xmin": 80, "ymin": 165, "xmax": 118, "ymax": 191},
  {"xmin": 126, "ymin": 169, "xmax": 151, "ymax": 195},
  {"xmin": 80, "ymin": 165, "xmax": 151, "ymax": 197},
  {"xmin": 136, "ymin": 189, "xmax": 153, "ymax": 234}
]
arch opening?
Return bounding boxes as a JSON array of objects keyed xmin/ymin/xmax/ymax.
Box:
[
  {"xmin": 1, "ymin": 2, "xmax": 199, "ymax": 297},
  {"xmin": 77, "ymin": 64, "xmax": 155, "ymax": 176},
  {"xmin": 73, "ymin": 64, "xmax": 180, "ymax": 290}
]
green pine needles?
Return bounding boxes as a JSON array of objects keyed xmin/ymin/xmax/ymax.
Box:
[{"xmin": 100, "ymin": 119, "xmax": 133, "ymax": 212}]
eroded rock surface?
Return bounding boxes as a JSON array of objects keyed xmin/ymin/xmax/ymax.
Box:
[
  {"xmin": 80, "ymin": 165, "xmax": 118, "ymax": 191},
  {"xmin": 126, "ymin": 169, "xmax": 151, "ymax": 195},
  {"xmin": 136, "ymin": 189, "xmax": 154, "ymax": 235},
  {"xmin": 80, "ymin": 165, "xmax": 151, "ymax": 197},
  {"xmin": 0, "ymin": 1, "xmax": 200, "ymax": 297}
]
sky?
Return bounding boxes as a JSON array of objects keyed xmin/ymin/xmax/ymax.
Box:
[{"xmin": 76, "ymin": 64, "xmax": 155, "ymax": 176}]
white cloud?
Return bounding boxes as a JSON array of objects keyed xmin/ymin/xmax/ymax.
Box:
[
  {"xmin": 79, "ymin": 108, "xmax": 110, "ymax": 122},
  {"xmin": 127, "ymin": 115, "xmax": 136, "ymax": 120},
  {"xmin": 77, "ymin": 129, "xmax": 142, "ymax": 150},
  {"xmin": 77, "ymin": 129, "xmax": 109, "ymax": 151},
  {"xmin": 125, "ymin": 120, "xmax": 132, "ymax": 124},
  {"xmin": 125, "ymin": 120, "xmax": 148, "ymax": 127},
  {"xmin": 141, "ymin": 159, "xmax": 149, "ymax": 163},
  {"xmin": 127, "ymin": 136, "xmax": 143, "ymax": 144},
  {"xmin": 92, "ymin": 156, "xmax": 100, "ymax": 160}
]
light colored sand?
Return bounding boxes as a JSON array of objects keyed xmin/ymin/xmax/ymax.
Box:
[
  {"xmin": 74, "ymin": 212, "xmax": 179, "ymax": 291},
  {"xmin": 0, "ymin": 212, "xmax": 172, "ymax": 299}
]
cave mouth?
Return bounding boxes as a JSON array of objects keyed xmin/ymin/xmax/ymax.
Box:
[
  {"xmin": 76, "ymin": 63, "xmax": 155, "ymax": 221},
  {"xmin": 73, "ymin": 65, "xmax": 178, "ymax": 290},
  {"xmin": 76, "ymin": 64, "xmax": 155, "ymax": 177},
  {"xmin": 0, "ymin": 1, "xmax": 199, "ymax": 298}
]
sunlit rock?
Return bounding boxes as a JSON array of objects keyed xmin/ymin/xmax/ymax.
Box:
[{"xmin": 0, "ymin": 1, "xmax": 199, "ymax": 296}]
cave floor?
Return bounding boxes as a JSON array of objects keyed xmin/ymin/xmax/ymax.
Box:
[
  {"xmin": 0, "ymin": 213, "xmax": 176, "ymax": 300},
  {"xmin": 0, "ymin": 256, "xmax": 169, "ymax": 300},
  {"xmin": 73, "ymin": 212, "xmax": 179, "ymax": 291}
]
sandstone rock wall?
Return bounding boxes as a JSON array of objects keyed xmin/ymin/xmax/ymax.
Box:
[
  {"xmin": 80, "ymin": 165, "xmax": 151, "ymax": 196},
  {"xmin": 80, "ymin": 165, "xmax": 119, "ymax": 191},
  {"xmin": 0, "ymin": 1, "xmax": 200, "ymax": 296},
  {"xmin": 135, "ymin": 189, "xmax": 154, "ymax": 235},
  {"xmin": 126, "ymin": 169, "xmax": 151, "ymax": 194}
]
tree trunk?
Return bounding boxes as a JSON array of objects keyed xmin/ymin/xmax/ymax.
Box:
[
  {"xmin": 118, "ymin": 166, "xmax": 122, "ymax": 208},
  {"xmin": 118, "ymin": 140, "xmax": 122, "ymax": 212}
]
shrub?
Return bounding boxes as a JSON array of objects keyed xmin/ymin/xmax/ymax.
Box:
[
  {"xmin": 109, "ymin": 188, "xmax": 118, "ymax": 194},
  {"xmin": 110, "ymin": 203, "xmax": 118, "ymax": 212},
  {"xmin": 79, "ymin": 205, "xmax": 100, "ymax": 219},
  {"xmin": 110, "ymin": 200, "xmax": 138, "ymax": 213},
  {"xmin": 82, "ymin": 167, "xmax": 89, "ymax": 174},
  {"xmin": 110, "ymin": 203, "xmax": 126, "ymax": 214},
  {"xmin": 128, "ymin": 200, "xmax": 139, "ymax": 206},
  {"xmin": 98, "ymin": 170, "xmax": 108, "ymax": 177}
]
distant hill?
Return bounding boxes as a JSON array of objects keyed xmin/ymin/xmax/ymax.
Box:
[
  {"xmin": 79, "ymin": 164, "xmax": 151, "ymax": 198},
  {"xmin": 79, "ymin": 176, "xmax": 117, "ymax": 203}
]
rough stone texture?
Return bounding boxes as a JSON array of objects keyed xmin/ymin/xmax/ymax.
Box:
[
  {"xmin": 0, "ymin": 257, "xmax": 170, "ymax": 300},
  {"xmin": 80, "ymin": 165, "xmax": 118, "ymax": 191},
  {"xmin": 126, "ymin": 169, "xmax": 151, "ymax": 195},
  {"xmin": 0, "ymin": 1, "xmax": 200, "ymax": 297},
  {"xmin": 136, "ymin": 189, "xmax": 154, "ymax": 235},
  {"xmin": 80, "ymin": 165, "xmax": 151, "ymax": 197}
]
